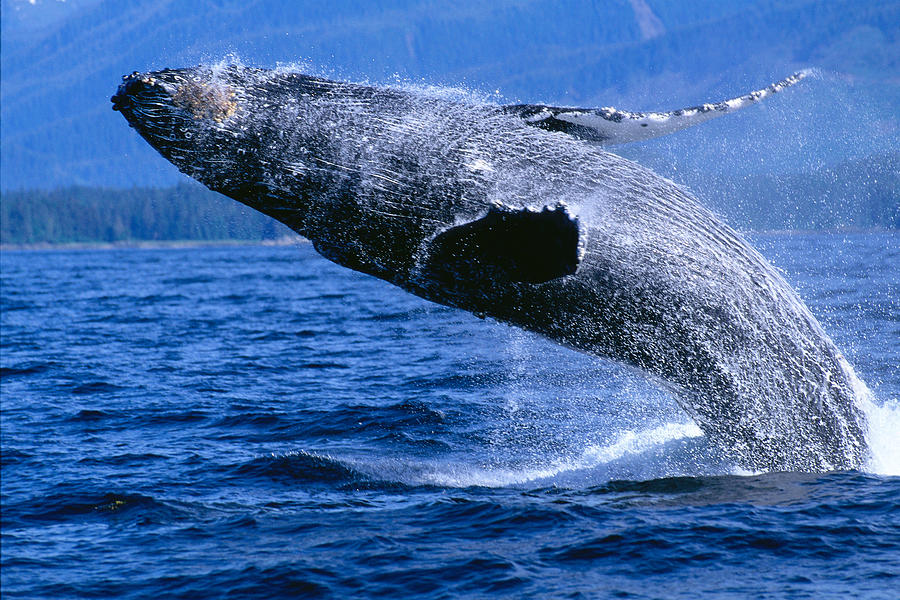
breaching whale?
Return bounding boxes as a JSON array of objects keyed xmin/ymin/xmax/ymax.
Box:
[{"xmin": 111, "ymin": 65, "xmax": 868, "ymax": 472}]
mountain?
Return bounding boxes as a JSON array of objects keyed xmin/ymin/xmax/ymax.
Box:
[{"xmin": 2, "ymin": 0, "xmax": 898, "ymax": 213}]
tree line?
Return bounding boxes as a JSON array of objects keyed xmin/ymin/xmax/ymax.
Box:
[
  {"xmin": 1, "ymin": 184, "xmax": 294, "ymax": 245},
  {"xmin": 1, "ymin": 160, "xmax": 896, "ymax": 247}
]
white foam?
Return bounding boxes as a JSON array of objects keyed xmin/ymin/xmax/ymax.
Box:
[
  {"xmin": 419, "ymin": 421, "xmax": 704, "ymax": 488},
  {"xmin": 566, "ymin": 421, "xmax": 705, "ymax": 471},
  {"xmin": 844, "ymin": 360, "xmax": 899, "ymax": 476},
  {"xmin": 860, "ymin": 395, "xmax": 900, "ymax": 476}
]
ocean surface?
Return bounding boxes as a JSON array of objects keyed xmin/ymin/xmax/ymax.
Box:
[{"xmin": 2, "ymin": 232, "xmax": 898, "ymax": 599}]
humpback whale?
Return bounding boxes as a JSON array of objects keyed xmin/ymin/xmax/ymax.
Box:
[{"xmin": 111, "ymin": 66, "xmax": 868, "ymax": 472}]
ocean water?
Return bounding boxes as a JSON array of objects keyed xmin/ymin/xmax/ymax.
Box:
[{"xmin": 1, "ymin": 232, "xmax": 898, "ymax": 599}]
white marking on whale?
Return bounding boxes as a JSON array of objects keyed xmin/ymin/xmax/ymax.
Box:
[{"xmin": 504, "ymin": 70, "xmax": 810, "ymax": 144}]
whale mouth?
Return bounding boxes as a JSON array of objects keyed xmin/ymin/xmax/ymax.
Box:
[{"xmin": 110, "ymin": 72, "xmax": 142, "ymax": 111}]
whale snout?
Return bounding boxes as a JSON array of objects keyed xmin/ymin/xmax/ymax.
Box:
[
  {"xmin": 110, "ymin": 71, "xmax": 182, "ymax": 128},
  {"xmin": 112, "ymin": 66, "xmax": 245, "ymax": 182},
  {"xmin": 111, "ymin": 72, "xmax": 149, "ymax": 113},
  {"xmin": 112, "ymin": 68, "xmax": 237, "ymax": 125},
  {"xmin": 111, "ymin": 71, "xmax": 172, "ymax": 105},
  {"xmin": 111, "ymin": 69, "xmax": 206, "ymax": 163}
]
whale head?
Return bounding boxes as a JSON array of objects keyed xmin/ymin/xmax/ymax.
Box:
[
  {"xmin": 111, "ymin": 68, "xmax": 246, "ymax": 183},
  {"xmin": 111, "ymin": 65, "xmax": 331, "ymax": 240},
  {"xmin": 110, "ymin": 65, "xmax": 470, "ymax": 281}
]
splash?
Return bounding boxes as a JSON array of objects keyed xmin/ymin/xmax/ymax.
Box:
[
  {"xmin": 860, "ymin": 395, "xmax": 900, "ymax": 476},
  {"xmin": 838, "ymin": 354, "xmax": 898, "ymax": 476},
  {"xmin": 415, "ymin": 421, "xmax": 716, "ymax": 488}
]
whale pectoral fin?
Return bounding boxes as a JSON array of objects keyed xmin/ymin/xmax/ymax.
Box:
[
  {"xmin": 504, "ymin": 70, "xmax": 809, "ymax": 145},
  {"xmin": 422, "ymin": 204, "xmax": 581, "ymax": 286}
]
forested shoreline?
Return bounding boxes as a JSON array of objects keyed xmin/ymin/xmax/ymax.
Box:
[
  {"xmin": 2, "ymin": 154, "xmax": 897, "ymax": 248},
  {"xmin": 0, "ymin": 184, "xmax": 296, "ymax": 247}
]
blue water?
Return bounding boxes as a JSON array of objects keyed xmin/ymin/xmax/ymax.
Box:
[{"xmin": 2, "ymin": 233, "xmax": 898, "ymax": 599}]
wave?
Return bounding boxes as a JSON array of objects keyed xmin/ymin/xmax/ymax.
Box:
[
  {"xmin": 230, "ymin": 450, "xmax": 372, "ymax": 486},
  {"xmin": 415, "ymin": 421, "xmax": 724, "ymax": 489},
  {"xmin": 0, "ymin": 362, "xmax": 54, "ymax": 378},
  {"xmin": 251, "ymin": 401, "xmax": 900, "ymax": 492},
  {"xmin": 2, "ymin": 490, "xmax": 189, "ymax": 527},
  {"xmin": 235, "ymin": 422, "xmax": 717, "ymax": 491},
  {"xmin": 70, "ymin": 381, "xmax": 125, "ymax": 395}
]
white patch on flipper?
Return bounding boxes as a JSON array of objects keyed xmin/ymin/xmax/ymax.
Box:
[
  {"xmin": 511, "ymin": 70, "xmax": 810, "ymax": 145},
  {"xmin": 465, "ymin": 158, "xmax": 495, "ymax": 173},
  {"xmin": 523, "ymin": 110, "xmax": 553, "ymax": 123}
]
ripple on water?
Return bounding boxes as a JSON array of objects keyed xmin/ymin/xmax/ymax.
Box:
[{"xmin": 1, "ymin": 240, "xmax": 897, "ymax": 599}]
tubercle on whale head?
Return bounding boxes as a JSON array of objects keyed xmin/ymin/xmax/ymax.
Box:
[{"xmin": 171, "ymin": 77, "xmax": 237, "ymax": 123}]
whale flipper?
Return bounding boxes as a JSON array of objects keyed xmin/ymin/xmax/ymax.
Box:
[
  {"xmin": 504, "ymin": 71, "xmax": 809, "ymax": 145},
  {"xmin": 422, "ymin": 204, "xmax": 580, "ymax": 288}
]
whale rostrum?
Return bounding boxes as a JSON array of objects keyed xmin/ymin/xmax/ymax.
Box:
[{"xmin": 112, "ymin": 65, "xmax": 868, "ymax": 472}]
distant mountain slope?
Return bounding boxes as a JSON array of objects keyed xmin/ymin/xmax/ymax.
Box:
[{"xmin": 2, "ymin": 0, "xmax": 898, "ymax": 195}]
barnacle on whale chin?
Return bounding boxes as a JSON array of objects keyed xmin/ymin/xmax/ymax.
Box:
[{"xmin": 172, "ymin": 80, "xmax": 238, "ymax": 123}]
